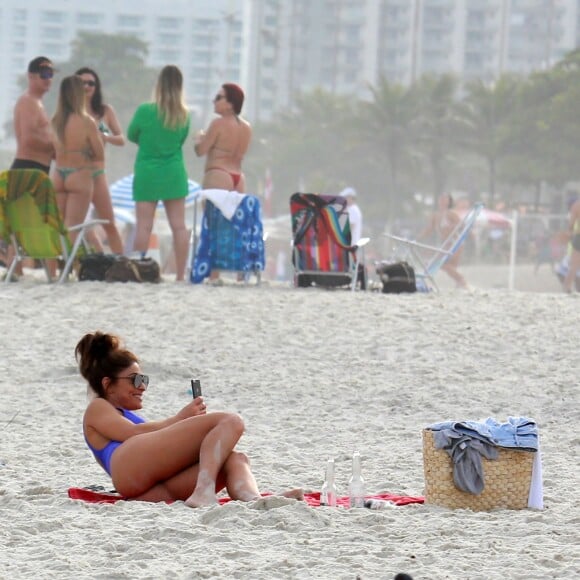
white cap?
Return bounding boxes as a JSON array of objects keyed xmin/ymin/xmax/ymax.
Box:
[{"xmin": 340, "ymin": 187, "xmax": 357, "ymax": 198}]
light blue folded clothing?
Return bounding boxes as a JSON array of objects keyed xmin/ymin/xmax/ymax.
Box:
[{"xmin": 428, "ymin": 416, "xmax": 538, "ymax": 451}]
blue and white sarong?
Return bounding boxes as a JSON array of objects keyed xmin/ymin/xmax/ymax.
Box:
[{"xmin": 191, "ymin": 195, "xmax": 265, "ymax": 284}]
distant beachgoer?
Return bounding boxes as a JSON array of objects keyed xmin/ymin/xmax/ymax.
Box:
[
  {"xmin": 340, "ymin": 187, "xmax": 363, "ymax": 246},
  {"xmin": 75, "ymin": 67, "xmax": 125, "ymax": 255},
  {"xmin": 194, "ymin": 83, "xmax": 252, "ymax": 282},
  {"xmin": 50, "ymin": 76, "xmax": 104, "ymax": 246},
  {"xmin": 418, "ymin": 193, "xmax": 468, "ymax": 289},
  {"xmin": 563, "ymin": 197, "xmax": 580, "ymax": 293},
  {"xmin": 340, "ymin": 186, "xmax": 367, "ymax": 288},
  {"xmin": 128, "ymin": 65, "xmax": 191, "ymax": 281},
  {"xmin": 76, "ymin": 330, "xmax": 304, "ymax": 506}
]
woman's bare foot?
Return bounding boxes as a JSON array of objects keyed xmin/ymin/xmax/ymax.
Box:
[
  {"xmin": 184, "ymin": 470, "xmax": 218, "ymax": 508},
  {"xmin": 184, "ymin": 487, "xmax": 218, "ymax": 507},
  {"xmin": 280, "ymin": 488, "xmax": 305, "ymax": 501}
]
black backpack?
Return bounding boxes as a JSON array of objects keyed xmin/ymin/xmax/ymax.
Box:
[{"xmin": 376, "ymin": 261, "xmax": 416, "ymax": 294}]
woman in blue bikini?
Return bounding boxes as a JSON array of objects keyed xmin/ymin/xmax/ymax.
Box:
[
  {"xmin": 51, "ymin": 75, "xmax": 104, "ymax": 245},
  {"xmin": 77, "ymin": 331, "xmax": 303, "ymax": 506}
]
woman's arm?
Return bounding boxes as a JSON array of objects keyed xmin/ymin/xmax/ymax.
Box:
[
  {"xmin": 85, "ymin": 397, "xmax": 206, "ymax": 442},
  {"xmin": 102, "ymin": 104, "xmax": 126, "ymax": 147},
  {"xmin": 179, "ymin": 113, "xmax": 191, "ymax": 146},
  {"xmin": 86, "ymin": 116, "xmax": 105, "ymax": 164},
  {"xmin": 194, "ymin": 118, "xmax": 219, "ymax": 157},
  {"xmin": 127, "ymin": 104, "xmax": 143, "ymax": 144}
]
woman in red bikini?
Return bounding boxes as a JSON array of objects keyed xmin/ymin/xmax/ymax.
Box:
[
  {"xmin": 194, "ymin": 84, "xmax": 252, "ymax": 282},
  {"xmin": 194, "ymin": 83, "xmax": 252, "ymax": 193}
]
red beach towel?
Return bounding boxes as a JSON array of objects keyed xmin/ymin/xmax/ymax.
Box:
[{"xmin": 67, "ymin": 487, "xmax": 424, "ymax": 507}]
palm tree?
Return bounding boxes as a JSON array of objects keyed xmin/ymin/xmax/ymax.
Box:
[
  {"xmin": 412, "ymin": 74, "xmax": 462, "ymax": 197},
  {"xmin": 358, "ymin": 76, "xmax": 418, "ymax": 221},
  {"xmin": 458, "ymin": 76, "xmax": 520, "ymax": 204}
]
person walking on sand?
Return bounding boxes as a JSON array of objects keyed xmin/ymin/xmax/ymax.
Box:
[
  {"xmin": 563, "ymin": 197, "xmax": 580, "ymax": 293},
  {"xmin": 417, "ymin": 193, "xmax": 468, "ymax": 289},
  {"xmin": 194, "ymin": 83, "xmax": 251, "ymax": 283},
  {"xmin": 50, "ymin": 76, "xmax": 104, "ymax": 247},
  {"xmin": 127, "ymin": 65, "xmax": 190, "ymax": 281},
  {"xmin": 76, "ymin": 331, "xmax": 304, "ymax": 506},
  {"xmin": 75, "ymin": 67, "xmax": 125, "ymax": 255},
  {"xmin": 4, "ymin": 57, "xmax": 57, "ymax": 277}
]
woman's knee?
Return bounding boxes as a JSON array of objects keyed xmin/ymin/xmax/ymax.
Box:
[
  {"xmin": 221, "ymin": 413, "xmax": 245, "ymax": 437},
  {"xmin": 225, "ymin": 450, "xmax": 250, "ymax": 469}
]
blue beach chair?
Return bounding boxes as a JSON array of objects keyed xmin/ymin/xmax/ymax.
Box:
[{"xmin": 384, "ymin": 203, "xmax": 483, "ymax": 292}]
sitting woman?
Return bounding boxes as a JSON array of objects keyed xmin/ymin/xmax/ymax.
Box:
[{"xmin": 76, "ymin": 331, "xmax": 302, "ymax": 506}]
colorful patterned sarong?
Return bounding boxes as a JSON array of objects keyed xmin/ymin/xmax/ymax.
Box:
[{"xmin": 191, "ymin": 195, "xmax": 265, "ymax": 283}]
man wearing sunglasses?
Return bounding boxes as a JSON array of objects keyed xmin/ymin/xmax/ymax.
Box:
[
  {"xmin": 10, "ymin": 56, "xmax": 56, "ymax": 175},
  {"xmin": 4, "ymin": 56, "xmax": 57, "ymax": 278}
]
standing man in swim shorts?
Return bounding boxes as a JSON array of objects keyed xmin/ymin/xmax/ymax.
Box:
[
  {"xmin": 11, "ymin": 56, "xmax": 56, "ymax": 173},
  {"xmin": 3, "ymin": 56, "xmax": 56, "ymax": 277}
]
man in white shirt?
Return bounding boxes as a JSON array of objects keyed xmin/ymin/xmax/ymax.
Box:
[
  {"xmin": 339, "ymin": 186, "xmax": 366, "ymax": 289},
  {"xmin": 340, "ymin": 187, "xmax": 363, "ymax": 245}
]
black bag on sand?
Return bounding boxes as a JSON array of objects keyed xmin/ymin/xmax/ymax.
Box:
[
  {"xmin": 131, "ymin": 257, "xmax": 161, "ymax": 283},
  {"xmin": 104, "ymin": 256, "xmax": 142, "ymax": 283},
  {"xmin": 78, "ymin": 253, "xmax": 118, "ymax": 281},
  {"xmin": 376, "ymin": 261, "xmax": 416, "ymax": 294},
  {"xmin": 79, "ymin": 254, "xmax": 161, "ymax": 283},
  {"xmin": 104, "ymin": 256, "xmax": 162, "ymax": 283}
]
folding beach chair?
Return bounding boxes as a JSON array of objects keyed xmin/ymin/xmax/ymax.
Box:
[
  {"xmin": 290, "ymin": 193, "xmax": 369, "ymax": 291},
  {"xmin": 1, "ymin": 169, "xmax": 108, "ymax": 283},
  {"xmin": 190, "ymin": 191, "xmax": 265, "ymax": 284},
  {"xmin": 384, "ymin": 202, "xmax": 483, "ymax": 292}
]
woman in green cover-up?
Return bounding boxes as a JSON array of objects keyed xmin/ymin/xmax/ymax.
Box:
[{"xmin": 128, "ymin": 65, "xmax": 190, "ymax": 281}]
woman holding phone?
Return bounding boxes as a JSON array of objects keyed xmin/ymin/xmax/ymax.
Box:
[{"xmin": 77, "ymin": 331, "xmax": 303, "ymax": 506}]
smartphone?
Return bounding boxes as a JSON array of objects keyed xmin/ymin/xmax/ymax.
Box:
[{"xmin": 191, "ymin": 379, "xmax": 202, "ymax": 399}]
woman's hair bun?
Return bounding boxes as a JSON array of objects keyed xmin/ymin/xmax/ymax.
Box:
[{"xmin": 90, "ymin": 332, "xmax": 119, "ymax": 358}]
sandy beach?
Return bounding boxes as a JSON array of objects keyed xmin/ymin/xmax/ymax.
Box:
[{"xmin": 0, "ymin": 273, "xmax": 578, "ymax": 579}]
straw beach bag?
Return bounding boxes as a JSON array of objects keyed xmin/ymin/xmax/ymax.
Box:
[{"xmin": 422, "ymin": 429, "xmax": 534, "ymax": 511}]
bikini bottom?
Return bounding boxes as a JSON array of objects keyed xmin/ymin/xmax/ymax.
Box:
[
  {"xmin": 56, "ymin": 167, "xmax": 105, "ymax": 181},
  {"xmin": 206, "ymin": 167, "xmax": 241, "ymax": 189}
]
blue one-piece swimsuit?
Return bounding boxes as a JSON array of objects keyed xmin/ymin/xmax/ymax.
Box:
[{"xmin": 84, "ymin": 408, "xmax": 145, "ymax": 475}]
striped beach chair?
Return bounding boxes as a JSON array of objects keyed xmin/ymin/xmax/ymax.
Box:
[{"xmin": 290, "ymin": 193, "xmax": 368, "ymax": 291}]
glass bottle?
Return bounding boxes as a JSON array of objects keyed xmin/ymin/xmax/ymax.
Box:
[
  {"xmin": 320, "ymin": 458, "xmax": 337, "ymax": 507},
  {"xmin": 348, "ymin": 451, "xmax": 365, "ymax": 508}
]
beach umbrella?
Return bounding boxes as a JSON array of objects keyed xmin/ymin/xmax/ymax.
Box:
[{"xmin": 110, "ymin": 174, "xmax": 201, "ymax": 211}]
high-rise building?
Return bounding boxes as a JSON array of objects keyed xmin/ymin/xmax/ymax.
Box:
[
  {"xmin": 1, "ymin": 0, "xmax": 578, "ymax": 133},
  {"xmin": 0, "ymin": 0, "xmax": 243, "ymax": 140},
  {"xmin": 243, "ymin": 0, "xmax": 580, "ymax": 121}
]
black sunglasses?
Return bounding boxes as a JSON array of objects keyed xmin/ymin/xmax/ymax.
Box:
[
  {"xmin": 115, "ymin": 373, "xmax": 150, "ymax": 388},
  {"xmin": 82, "ymin": 80, "xmax": 96, "ymax": 87},
  {"xmin": 214, "ymin": 94, "xmax": 225, "ymax": 102},
  {"xmin": 39, "ymin": 68, "xmax": 54, "ymax": 80}
]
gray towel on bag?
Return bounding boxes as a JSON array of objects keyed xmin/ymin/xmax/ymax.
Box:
[{"xmin": 433, "ymin": 430, "xmax": 498, "ymax": 494}]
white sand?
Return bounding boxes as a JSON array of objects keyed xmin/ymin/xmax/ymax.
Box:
[{"xmin": 0, "ymin": 275, "xmax": 578, "ymax": 579}]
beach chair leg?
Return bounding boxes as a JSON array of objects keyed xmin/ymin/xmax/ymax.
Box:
[{"xmin": 4, "ymin": 237, "xmax": 21, "ymax": 283}]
